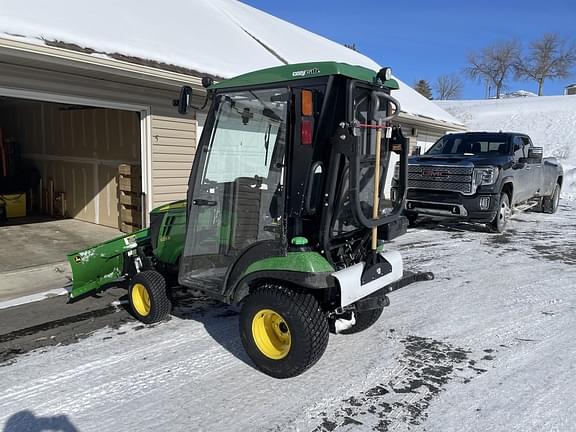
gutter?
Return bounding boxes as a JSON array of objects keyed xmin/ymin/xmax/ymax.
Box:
[{"xmin": 396, "ymin": 112, "xmax": 467, "ymax": 132}]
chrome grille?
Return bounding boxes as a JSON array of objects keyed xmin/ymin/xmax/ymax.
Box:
[
  {"xmin": 408, "ymin": 165, "xmax": 474, "ymax": 194},
  {"xmin": 408, "ymin": 172, "xmax": 472, "ymax": 183},
  {"xmin": 409, "ymin": 165, "xmax": 473, "ymax": 176},
  {"xmin": 409, "ymin": 180, "xmax": 472, "ymax": 194}
]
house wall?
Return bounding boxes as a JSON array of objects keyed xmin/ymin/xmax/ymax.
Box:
[{"xmin": 150, "ymin": 111, "xmax": 196, "ymax": 207}]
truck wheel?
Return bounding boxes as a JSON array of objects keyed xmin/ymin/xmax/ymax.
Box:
[
  {"xmin": 128, "ymin": 270, "xmax": 171, "ymax": 324},
  {"xmin": 239, "ymin": 284, "xmax": 329, "ymax": 379},
  {"xmin": 489, "ymin": 193, "xmax": 510, "ymax": 233},
  {"xmin": 542, "ymin": 183, "xmax": 560, "ymax": 214},
  {"xmin": 405, "ymin": 212, "xmax": 419, "ymax": 226},
  {"xmin": 338, "ymin": 307, "xmax": 384, "ymax": 335}
]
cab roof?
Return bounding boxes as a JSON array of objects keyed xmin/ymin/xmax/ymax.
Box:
[{"xmin": 210, "ymin": 61, "xmax": 399, "ymax": 90}]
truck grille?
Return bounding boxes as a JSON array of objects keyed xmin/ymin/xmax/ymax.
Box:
[{"xmin": 408, "ymin": 165, "xmax": 474, "ymax": 195}]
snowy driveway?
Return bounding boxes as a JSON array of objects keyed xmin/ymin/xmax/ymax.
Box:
[{"xmin": 1, "ymin": 202, "xmax": 575, "ymax": 432}]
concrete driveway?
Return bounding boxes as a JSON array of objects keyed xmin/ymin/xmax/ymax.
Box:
[{"xmin": 0, "ymin": 218, "xmax": 122, "ymax": 303}]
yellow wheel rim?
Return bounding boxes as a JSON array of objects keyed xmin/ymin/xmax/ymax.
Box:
[
  {"xmin": 131, "ymin": 283, "xmax": 151, "ymax": 317},
  {"xmin": 251, "ymin": 309, "xmax": 291, "ymax": 360}
]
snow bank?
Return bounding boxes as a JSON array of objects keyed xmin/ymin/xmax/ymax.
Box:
[
  {"xmin": 437, "ymin": 96, "xmax": 576, "ymax": 200},
  {"xmin": 0, "ymin": 0, "xmax": 461, "ymax": 126}
]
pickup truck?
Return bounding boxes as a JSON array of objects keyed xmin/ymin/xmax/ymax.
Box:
[{"xmin": 401, "ymin": 132, "xmax": 563, "ymax": 232}]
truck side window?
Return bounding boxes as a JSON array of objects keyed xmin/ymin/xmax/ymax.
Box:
[
  {"xmin": 513, "ymin": 136, "xmax": 526, "ymax": 160},
  {"xmin": 521, "ymin": 137, "xmax": 531, "ymax": 148}
]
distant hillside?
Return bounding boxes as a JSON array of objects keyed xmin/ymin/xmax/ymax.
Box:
[{"xmin": 437, "ymin": 96, "xmax": 576, "ymax": 200}]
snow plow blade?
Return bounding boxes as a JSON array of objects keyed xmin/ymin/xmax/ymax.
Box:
[{"xmin": 67, "ymin": 229, "xmax": 150, "ymax": 301}]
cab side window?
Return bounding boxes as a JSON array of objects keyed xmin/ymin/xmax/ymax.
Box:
[{"xmin": 513, "ymin": 136, "xmax": 526, "ymax": 160}]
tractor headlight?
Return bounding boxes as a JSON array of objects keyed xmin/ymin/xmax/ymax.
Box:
[
  {"xmin": 393, "ymin": 162, "xmax": 400, "ymax": 180},
  {"xmin": 473, "ymin": 167, "xmax": 499, "ymax": 186}
]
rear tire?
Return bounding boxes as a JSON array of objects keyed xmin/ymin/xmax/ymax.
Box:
[
  {"xmin": 489, "ymin": 193, "xmax": 510, "ymax": 233},
  {"xmin": 542, "ymin": 183, "xmax": 560, "ymax": 214},
  {"xmin": 239, "ymin": 284, "xmax": 329, "ymax": 379},
  {"xmin": 338, "ymin": 307, "xmax": 384, "ymax": 335},
  {"xmin": 128, "ymin": 270, "xmax": 171, "ymax": 324}
]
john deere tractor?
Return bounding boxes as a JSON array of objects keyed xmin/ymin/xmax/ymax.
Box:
[{"xmin": 68, "ymin": 62, "xmax": 433, "ymax": 378}]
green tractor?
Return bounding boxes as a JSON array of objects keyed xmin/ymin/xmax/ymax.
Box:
[{"xmin": 68, "ymin": 62, "xmax": 433, "ymax": 378}]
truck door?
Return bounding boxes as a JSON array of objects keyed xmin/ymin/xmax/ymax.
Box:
[
  {"xmin": 522, "ymin": 136, "xmax": 543, "ymax": 197},
  {"xmin": 512, "ymin": 136, "xmax": 532, "ymax": 203}
]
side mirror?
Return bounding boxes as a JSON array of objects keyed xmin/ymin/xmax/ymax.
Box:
[
  {"xmin": 528, "ymin": 146, "xmax": 543, "ymax": 163},
  {"xmin": 412, "ymin": 146, "xmax": 421, "ymax": 156},
  {"xmin": 176, "ymin": 85, "xmax": 193, "ymax": 115}
]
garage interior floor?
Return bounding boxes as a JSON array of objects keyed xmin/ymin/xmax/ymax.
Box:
[{"xmin": 0, "ymin": 218, "xmax": 122, "ymax": 302}]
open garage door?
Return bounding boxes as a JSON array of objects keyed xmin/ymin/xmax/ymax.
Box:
[{"xmin": 0, "ymin": 96, "xmax": 144, "ymax": 230}]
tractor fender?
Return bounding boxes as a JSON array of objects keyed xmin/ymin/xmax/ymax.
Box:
[{"xmin": 229, "ymin": 270, "xmax": 335, "ymax": 304}]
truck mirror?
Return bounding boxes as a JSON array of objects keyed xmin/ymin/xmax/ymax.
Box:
[
  {"xmin": 412, "ymin": 147, "xmax": 421, "ymax": 156},
  {"xmin": 177, "ymin": 85, "xmax": 193, "ymax": 115},
  {"xmin": 528, "ymin": 146, "xmax": 543, "ymax": 163}
]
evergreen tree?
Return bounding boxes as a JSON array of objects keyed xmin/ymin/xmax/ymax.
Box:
[{"xmin": 413, "ymin": 80, "xmax": 433, "ymax": 99}]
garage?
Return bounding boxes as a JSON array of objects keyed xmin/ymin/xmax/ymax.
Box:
[
  {"xmin": 0, "ymin": 48, "xmax": 199, "ymax": 296},
  {"xmin": 0, "ymin": 96, "xmax": 143, "ymax": 231}
]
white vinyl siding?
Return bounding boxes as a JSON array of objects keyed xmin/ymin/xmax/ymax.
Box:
[{"xmin": 151, "ymin": 114, "xmax": 196, "ymax": 208}]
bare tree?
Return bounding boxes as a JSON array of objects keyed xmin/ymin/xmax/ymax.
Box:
[
  {"xmin": 465, "ymin": 41, "xmax": 520, "ymax": 99},
  {"xmin": 413, "ymin": 79, "xmax": 433, "ymax": 99},
  {"xmin": 515, "ymin": 34, "xmax": 576, "ymax": 96},
  {"xmin": 435, "ymin": 74, "xmax": 463, "ymax": 100}
]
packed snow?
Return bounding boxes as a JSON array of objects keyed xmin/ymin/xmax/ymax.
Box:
[
  {"xmin": 437, "ymin": 96, "xmax": 576, "ymax": 200},
  {"xmin": 0, "ymin": 0, "xmax": 462, "ymax": 127},
  {"xmin": 1, "ymin": 202, "xmax": 576, "ymax": 431}
]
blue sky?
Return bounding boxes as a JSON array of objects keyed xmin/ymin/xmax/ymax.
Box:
[{"xmin": 242, "ymin": 0, "xmax": 576, "ymax": 99}]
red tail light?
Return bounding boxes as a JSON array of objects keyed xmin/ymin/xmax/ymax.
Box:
[{"xmin": 301, "ymin": 119, "xmax": 313, "ymax": 145}]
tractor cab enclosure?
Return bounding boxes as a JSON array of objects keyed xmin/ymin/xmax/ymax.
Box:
[{"xmin": 178, "ymin": 63, "xmax": 411, "ymax": 307}]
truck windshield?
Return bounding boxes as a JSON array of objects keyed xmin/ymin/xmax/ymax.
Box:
[{"xmin": 427, "ymin": 134, "xmax": 510, "ymax": 156}]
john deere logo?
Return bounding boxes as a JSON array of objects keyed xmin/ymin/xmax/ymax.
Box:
[{"xmin": 292, "ymin": 68, "xmax": 320, "ymax": 77}]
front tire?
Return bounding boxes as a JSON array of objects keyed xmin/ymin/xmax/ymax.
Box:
[
  {"xmin": 542, "ymin": 183, "xmax": 560, "ymax": 214},
  {"xmin": 405, "ymin": 211, "xmax": 419, "ymax": 226},
  {"xmin": 128, "ymin": 270, "xmax": 171, "ymax": 324},
  {"xmin": 337, "ymin": 307, "xmax": 384, "ymax": 335},
  {"xmin": 489, "ymin": 193, "xmax": 510, "ymax": 233},
  {"xmin": 239, "ymin": 284, "xmax": 329, "ymax": 379}
]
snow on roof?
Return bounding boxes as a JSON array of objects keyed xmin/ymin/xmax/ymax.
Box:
[
  {"xmin": 437, "ymin": 96, "xmax": 576, "ymax": 199},
  {"xmin": 0, "ymin": 0, "xmax": 462, "ymax": 126}
]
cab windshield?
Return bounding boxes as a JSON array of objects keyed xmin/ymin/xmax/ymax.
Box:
[{"xmin": 180, "ymin": 88, "xmax": 288, "ymax": 291}]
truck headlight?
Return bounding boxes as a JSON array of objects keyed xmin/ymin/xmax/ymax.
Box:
[{"xmin": 473, "ymin": 167, "xmax": 498, "ymax": 186}]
